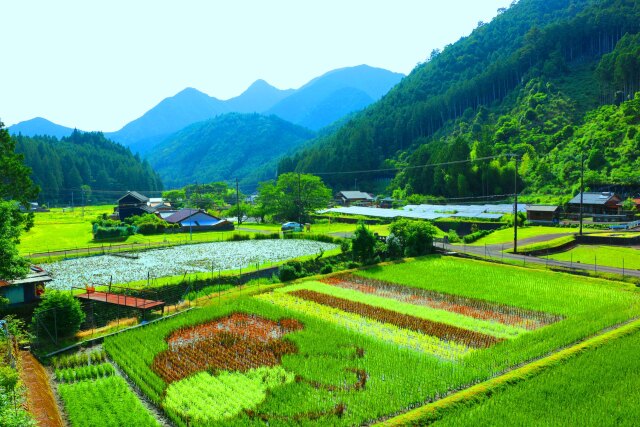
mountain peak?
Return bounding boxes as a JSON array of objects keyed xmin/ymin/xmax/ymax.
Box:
[{"xmin": 8, "ymin": 117, "xmax": 78, "ymax": 138}]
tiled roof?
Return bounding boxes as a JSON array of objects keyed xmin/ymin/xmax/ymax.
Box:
[
  {"xmin": 338, "ymin": 191, "xmax": 373, "ymax": 200},
  {"xmin": 568, "ymin": 192, "xmax": 618, "ymax": 205},
  {"xmin": 118, "ymin": 191, "xmax": 149, "ymax": 203},
  {"xmin": 526, "ymin": 205, "xmax": 559, "ymax": 212}
]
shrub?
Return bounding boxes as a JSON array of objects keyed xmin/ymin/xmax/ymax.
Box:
[
  {"xmin": 31, "ymin": 291, "xmax": 85, "ymax": 338},
  {"xmin": 352, "ymin": 223, "xmax": 377, "ymax": 263},
  {"xmin": 319, "ymin": 264, "xmax": 333, "ymax": 275},
  {"xmin": 447, "ymin": 229, "xmax": 461, "ymax": 243},
  {"xmin": 389, "ymin": 219, "xmax": 438, "ymax": 256},
  {"xmin": 278, "ymin": 265, "xmax": 299, "ymax": 282},
  {"xmin": 230, "ymin": 233, "xmax": 251, "ymax": 241},
  {"xmin": 340, "ymin": 239, "xmax": 351, "ymax": 254},
  {"xmin": 462, "ymin": 229, "xmax": 493, "ymax": 244}
]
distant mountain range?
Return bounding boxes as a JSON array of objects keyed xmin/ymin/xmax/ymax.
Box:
[
  {"xmin": 8, "ymin": 117, "xmax": 81, "ymax": 139},
  {"xmin": 9, "ymin": 65, "xmax": 404, "ymax": 155}
]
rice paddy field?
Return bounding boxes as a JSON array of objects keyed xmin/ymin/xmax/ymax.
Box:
[
  {"xmin": 547, "ymin": 244, "xmax": 640, "ymax": 270},
  {"xmin": 431, "ymin": 328, "xmax": 640, "ymax": 426},
  {"xmin": 462, "ymin": 226, "xmax": 574, "ymax": 246},
  {"xmin": 101, "ymin": 256, "xmax": 640, "ymax": 426}
]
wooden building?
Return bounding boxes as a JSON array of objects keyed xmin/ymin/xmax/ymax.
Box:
[{"xmin": 526, "ymin": 205, "xmax": 560, "ymax": 224}]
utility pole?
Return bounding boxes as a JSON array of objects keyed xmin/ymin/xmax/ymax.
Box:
[
  {"xmin": 236, "ymin": 178, "xmax": 241, "ymax": 225},
  {"xmin": 81, "ymin": 188, "xmax": 85, "ymax": 218},
  {"xmin": 513, "ymin": 154, "xmax": 519, "ymax": 254},
  {"xmin": 71, "ymin": 191, "xmax": 74, "ymax": 210},
  {"xmin": 579, "ymin": 153, "xmax": 585, "ymax": 236},
  {"xmin": 298, "ymin": 173, "xmax": 302, "ymax": 225}
]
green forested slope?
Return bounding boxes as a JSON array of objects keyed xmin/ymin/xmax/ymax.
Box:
[
  {"xmin": 278, "ymin": 0, "xmax": 640, "ymax": 197},
  {"xmin": 15, "ymin": 131, "xmax": 163, "ymax": 204},
  {"xmin": 147, "ymin": 113, "xmax": 315, "ymax": 188}
]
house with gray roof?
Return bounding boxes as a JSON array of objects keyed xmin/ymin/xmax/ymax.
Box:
[
  {"xmin": 567, "ymin": 192, "xmax": 621, "ymax": 215},
  {"xmin": 336, "ymin": 191, "xmax": 374, "ymax": 206}
]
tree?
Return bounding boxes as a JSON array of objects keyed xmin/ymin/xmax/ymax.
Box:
[
  {"xmin": 0, "ymin": 122, "xmax": 39, "ymax": 280},
  {"xmin": 351, "ymin": 223, "xmax": 377, "ymax": 262},
  {"xmin": 31, "ymin": 291, "xmax": 85, "ymax": 339},
  {"xmin": 162, "ymin": 189, "xmax": 186, "ymax": 209},
  {"xmin": 0, "ymin": 202, "xmax": 31, "ymax": 279},
  {"xmin": 388, "ymin": 219, "xmax": 437, "ymax": 257},
  {"xmin": 0, "ymin": 122, "xmax": 39, "ymax": 205},
  {"xmin": 257, "ymin": 173, "xmax": 331, "ymax": 222}
]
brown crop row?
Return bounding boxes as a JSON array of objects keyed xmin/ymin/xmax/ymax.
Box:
[
  {"xmin": 289, "ymin": 289, "xmax": 503, "ymax": 349},
  {"xmin": 153, "ymin": 314, "xmax": 301, "ymax": 383},
  {"xmin": 322, "ymin": 274, "xmax": 561, "ymax": 329}
]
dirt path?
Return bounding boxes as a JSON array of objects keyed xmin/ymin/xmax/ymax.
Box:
[{"xmin": 19, "ymin": 351, "xmax": 64, "ymax": 427}]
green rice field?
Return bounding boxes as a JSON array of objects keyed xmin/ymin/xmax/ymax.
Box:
[
  {"xmin": 432, "ymin": 328, "xmax": 640, "ymax": 426},
  {"xmin": 102, "ymin": 256, "xmax": 640, "ymax": 426},
  {"xmin": 547, "ymin": 245, "xmax": 640, "ymax": 270}
]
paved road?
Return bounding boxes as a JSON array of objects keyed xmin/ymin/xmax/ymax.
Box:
[{"xmin": 441, "ymin": 242, "xmax": 640, "ymax": 278}]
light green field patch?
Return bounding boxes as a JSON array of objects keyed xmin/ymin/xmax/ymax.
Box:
[
  {"xmin": 283, "ymin": 281, "xmax": 527, "ymax": 339},
  {"xmin": 163, "ymin": 366, "xmax": 294, "ymax": 423},
  {"xmin": 255, "ymin": 291, "xmax": 472, "ymax": 360}
]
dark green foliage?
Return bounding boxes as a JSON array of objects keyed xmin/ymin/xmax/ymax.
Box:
[
  {"xmin": 147, "ymin": 113, "xmax": 315, "ymax": 188},
  {"xmin": 0, "ymin": 202, "xmax": 31, "ymax": 279},
  {"xmin": 351, "ymin": 223, "xmax": 377, "ymax": 262},
  {"xmin": 319, "ymin": 264, "xmax": 333, "ymax": 274},
  {"xmin": 277, "ymin": 265, "xmax": 300, "ymax": 282},
  {"xmin": 252, "ymin": 232, "xmax": 281, "ymax": 240},
  {"xmin": 277, "ymin": 0, "xmax": 640, "ymax": 197},
  {"xmin": 14, "ymin": 130, "xmax": 162, "ymax": 205},
  {"xmin": 31, "ymin": 291, "xmax": 85, "ymax": 338},
  {"xmin": 125, "ymin": 213, "xmax": 175, "ymax": 235},
  {"xmin": 230, "ymin": 233, "xmax": 251, "ymax": 241},
  {"xmin": 257, "ymin": 173, "xmax": 332, "ymax": 223},
  {"xmin": 388, "ymin": 219, "xmax": 437, "ymax": 257},
  {"xmin": 462, "ymin": 229, "xmax": 494, "ymax": 244},
  {"xmin": 93, "ymin": 225, "xmax": 136, "ymax": 240}
]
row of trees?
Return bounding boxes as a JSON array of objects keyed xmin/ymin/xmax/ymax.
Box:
[{"xmin": 14, "ymin": 131, "xmax": 162, "ymax": 206}]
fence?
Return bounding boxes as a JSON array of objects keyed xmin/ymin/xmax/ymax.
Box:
[
  {"xmin": 31, "ymin": 265, "xmax": 280, "ymax": 353},
  {"xmin": 438, "ymin": 241, "xmax": 640, "ymax": 281}
]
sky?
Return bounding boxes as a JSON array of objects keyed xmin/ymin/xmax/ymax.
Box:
[{"xmin": 1, "ymin": 0, "xmax": 512, "ymax": 132}]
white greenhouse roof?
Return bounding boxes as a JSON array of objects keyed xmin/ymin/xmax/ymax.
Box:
[{"xmin": 319, "ymin": 203, "xmax": 526, "ymax": 221}]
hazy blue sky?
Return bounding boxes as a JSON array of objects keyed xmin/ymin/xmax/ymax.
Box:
[{"xmin": 2, "ymin": 0, "xmax": 511, "ymax": 131}]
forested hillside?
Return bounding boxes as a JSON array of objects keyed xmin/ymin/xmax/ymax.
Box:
[
  {"xmin": 278, "ymin": 0, "xmax": 640, "ymax": 198},
  {"xmin": 14, "ymin": 131, "xmax": 163, "ymax": 205},
  {"xmin": 147, "ymin": 113, "xmax": 315, "ymax": 188}
]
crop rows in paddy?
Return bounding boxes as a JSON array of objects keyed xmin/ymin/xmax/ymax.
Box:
[
  {"xmin": 321, "ymin": 274, "xmax": 561, "ymax": 329},
  {"xmin": 288, "ymin": 289, "xmax": 502, "ymax": 348},
  {"xmin": 104, "ymin": 256, "xmax": 640, "ymax": 426}
]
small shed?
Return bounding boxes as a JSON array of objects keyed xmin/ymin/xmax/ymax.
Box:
[
  {"xmin": 0, "ymin": 266, "xmax": 52, "ymax": 306},
  {"xmin": 526, "ymin": 205, "xmax": 560, "ymax": 224}
]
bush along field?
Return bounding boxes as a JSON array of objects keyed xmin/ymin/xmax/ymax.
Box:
[
  {"xmin": 103, "ymin": 255, "xmax": 640, "ymax": 426},
  {"xmin": 53, "ymin": 349, "xmax": 160, "ymax": 427}
]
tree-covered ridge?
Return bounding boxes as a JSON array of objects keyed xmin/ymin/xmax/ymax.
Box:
[
  {"xmin": 14, "ymin": 130, "xmax": 163, "ymax": 205},
  {"xmin": 277, "ymin": 0, "xmax": 640, "ymax": 197},
  {"xmin": 147, "ymin": 113, "xmax": 316, "ymax": 189}
]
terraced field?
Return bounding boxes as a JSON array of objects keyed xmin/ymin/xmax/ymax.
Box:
[{"xmin": 102, "ymin": 256, "xmax": 640, "ymax": 426}]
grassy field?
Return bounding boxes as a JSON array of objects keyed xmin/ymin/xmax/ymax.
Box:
[
  {"xmin": 431, "ymin": 327, "xmax": 640, "ymax": 426},
  {"xmin": 462, "ymin": 226, "xmax": 574, "ymax": 246},
  {"xmin": 104, "ymin": 256, "xmax": 640, "ymax": 426},
  {"xmin": 19, "ymin": 206, "xmax": 389, "ymax": 255},
  {"xmin": 547, "ymin": 245, "xmax": 640, "ymax": 270}
]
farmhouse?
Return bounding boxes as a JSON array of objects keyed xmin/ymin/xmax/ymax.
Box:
[
  {"xmin": 0, "ymin": 266, "xmax": 51, "ymax": 306},
  {"xmin": 117, "ymin": 191, "xmax": 156, "ymax": 220},
  {"xmin": 163, "ymin": 209, "xmax": 234, "ymax": 232},
  {"xmin": 526, "ymin": 205, "xmax": 561, "ymax": 224},
  {"xmin": 336, "ymin": 191, "xmax": 375, "ymax": 206},
  {"xmin": 567, "ymin": 192, "xmax": 622, "ymax": 215}
]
